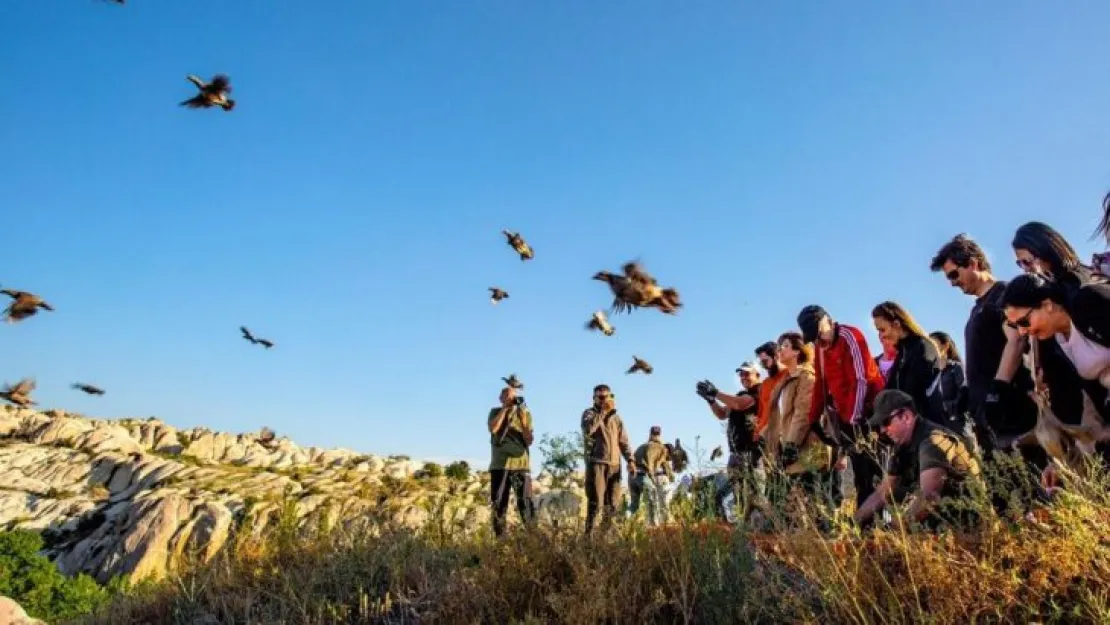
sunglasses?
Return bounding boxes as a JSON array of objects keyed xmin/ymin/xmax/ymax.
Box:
[
  {"xmin": 944, "ymin": 269, "xmax": 960, "ymax": 282},
  {"xmin": 1015, "ymin": 258, "xmax": 1036, "ymax": 271},
  {"xmin": 1006, "ymin": 308, "xmax": 1034, "ymax": 329}
]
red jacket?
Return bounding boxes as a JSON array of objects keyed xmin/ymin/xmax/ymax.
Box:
[{"xmin": 808, "ymin": 323, "xmax": 885, "ymax": 424}]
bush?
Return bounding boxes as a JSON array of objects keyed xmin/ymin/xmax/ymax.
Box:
[
  {"xmin": 538, "ymin": 431, "xmax": 587, "ymax": 487},
  {"xmin": 444, "ymin": 461, "xmax": 471, "ymax": 481},
  {"xmin": 0, "ymin": 530, "xmax": 116, "ymax": 621},
  {"xmin": 418, "ymin": 462, "xmax": 444, "ymax": 480}
]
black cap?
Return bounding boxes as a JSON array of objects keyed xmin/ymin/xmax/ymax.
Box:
[
  {"xmin": 867, "ymin": 389, "xmax": 917, "ymax": 428},
  {"xmin": 650, "ymin": 425, "xmax": 662, "ymax": 436},
  {"xmin": 797, "ymin": 305, "xmax": 828, "ymax": 344}
]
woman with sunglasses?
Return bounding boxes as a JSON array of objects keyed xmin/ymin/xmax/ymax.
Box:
[
  {"xmin": 870, "ymin": 301, "xmax": 946, "ymax": 428},
  {"xmin": 1011, "ymin": 221, "xmax": 1091, "ymax": 282},
  {"xmin": 1000, "ymin": 272, "xmax": 1110, "ymax": 422},
  {"xmin": 1095, "ymin": 192, "xmax": 1110, "ymax": 278}
]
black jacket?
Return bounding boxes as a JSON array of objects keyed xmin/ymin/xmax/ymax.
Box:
[
  {"xmin": 1051, "ymin": 280, "xmax": 1110, "ymax": 420},
  {"xmin": 886, "ymin": 334, "xmax": 945, "ymax": 425}
]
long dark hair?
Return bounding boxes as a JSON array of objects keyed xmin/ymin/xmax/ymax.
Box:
[
  {"xmin": 928, "ymin": 331, "xmax": 961, "ymax": 363},
  {"xmin": 1012, "ymin": 221, "xmax": 1082, "ymax": 275},
  {"xmin": 1095, "ymin": 191, "xmax": 1110, "ymax": 243}
]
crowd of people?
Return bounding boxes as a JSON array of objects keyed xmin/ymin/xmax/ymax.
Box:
[{"xmin": 484, "ymin": 197, "xmax": 1110, "ymax": 536}]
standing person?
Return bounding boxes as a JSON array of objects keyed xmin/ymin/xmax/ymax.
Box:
[
  {"xmin": 871, "ymin": 301, "xmax": 944, "ymax": 426},
  {"xmin": 1094, "ymin": 193, "xmax": 1110, "ymax": 276},
  {"xmin": 769, "ymin": 332, "xmax": 834, "ymax": 500},
  {"xmin": 876, "ymin": 336, "xmax": 898, "ymax": 382},
  {"xmin": 628, "ymin": 425, "xmax": 674, "ymax": 527},
  {"xmin": 753, "ymin": 341, "xmax": 789, "ymax": 444},
  {"xmin": 930, "ymin": 234, "xmax": 1038, "ymax": 457},
  {"xmin": 581, "ymin": 384, "xmax": 637, "ymax": 535},
  {"xmin": 697, "ymin": 362, "xmax": 763, "ymax": 520},
  {"xmin": 487, "ymin": 383, "xmax": 536, "ymax": 537},
  {"xmin": 928, "ymin": 331, "xmax": 973, "ymax": 444},
  {"xmin": 797, "ymin": 305, "xmax": 886, "ymax": 510}
]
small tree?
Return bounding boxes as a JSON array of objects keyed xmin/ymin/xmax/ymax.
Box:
[
  {"xmin": 444, "ymin": 460, "xmax": 471, "ymax": 481},
  {"xmin": 0, "ymin": 530, "xmax": 116, "ymax": 621},
  {"xmin": 538, "ymin": 431, "xmax": 588, "ymax": 488},
  {"xmin": 418, "ymin": 462, "xmax": 444, "ymax": 480}
]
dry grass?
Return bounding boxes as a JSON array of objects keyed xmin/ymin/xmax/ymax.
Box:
[{"xmin": 70, "ymin": 454, "xmax": 1110, "ymax": 625}]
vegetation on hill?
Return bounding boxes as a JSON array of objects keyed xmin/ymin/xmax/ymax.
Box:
[
  {"xmin": 0, "ymin": 531, "xmax": 121, "ymax": 622},
  {"xmin": 66, "ymin": 454, "xmax": 1110, "ymax": 625}
]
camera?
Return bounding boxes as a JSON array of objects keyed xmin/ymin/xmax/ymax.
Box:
[{"xmin": 513, "ymin": 396, "xmax": 526, "ymax": 407}]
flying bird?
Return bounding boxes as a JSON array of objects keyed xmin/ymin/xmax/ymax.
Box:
[
  {"xmin": 489, "ymin": 287, "xmax": 509, "ymax": 304},
  {"xmin": 667, "ymin": 438, "xmax": 689, "ymax": 474},
  {"xmin": 501, "ymin": 374, "xmax": 523, "ymax": 390},
  {"xmin": 585, "ymin": 310, "xmax": 615, "ymax": 336},
  {"xmin": 626, "ymin": 356, "xmax": 653, "ymax": 375},
  {"xmin": 2, "ymin": 289, "xmax": 53, "ymax": 323},
  {"xmin": 502, "ymin": 229, "xmax": 534, "ymax": 261},
  {"xmin": 72, "ymin": 383, "xmax": 105, "ymax": 396},
  {"xmin": 710, "ymin": 445, "xmax": 724, "ymax": 462},
  {"xmin": 0, "ymin": 378, "xmax": 36, "ymax": 408},
  {"xmin": 180, "ymin": 74, "xmax": 236, "ymax": 111},
  {"xmin": 592, "ymin": 261, "xmax": 681, "ymax": 315},
  {"xmin": 240, "ymin": 326, "xmax": 274, "ymax": 349}
]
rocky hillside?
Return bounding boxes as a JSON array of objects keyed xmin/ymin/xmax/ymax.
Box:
[{"xmin": 0, "ymin": 405, "xmax": 584, "ymax": 585}]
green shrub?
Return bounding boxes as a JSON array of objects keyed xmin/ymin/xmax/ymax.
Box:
[
  {"xmin": 444, "ymin": 460, "xmax": 471, "ymax": 481},
  {"xmin": 0, "ymin": 530, "xmax": 116, "ymax": 621}
]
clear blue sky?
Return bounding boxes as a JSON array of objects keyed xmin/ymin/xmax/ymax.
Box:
[{"xmin": 2, "ymin": 1, "xmax": 1108, "ymax": 468}]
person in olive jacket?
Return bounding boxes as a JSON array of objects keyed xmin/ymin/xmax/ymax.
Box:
[{"xmin": 581, "ymin": 384, "xmax": 637, "ymax": 535}]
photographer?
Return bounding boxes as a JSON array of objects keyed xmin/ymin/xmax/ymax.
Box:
[
  {"xmin": 581, "ymin": 384, "xmax": 637, "ymax": 535},
  {"xmin": 697, "ymin": 362, "xmax": 763, "ymax": 521},
  {"xmin": 487, "ymin": 384, "xmax": 536, "ymax": 537}
]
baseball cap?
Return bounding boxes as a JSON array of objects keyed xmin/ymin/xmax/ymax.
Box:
[
  {"xmin": 650, "ymin": 425, "xmax": 662, "ymax": 436},
  {"xmin": 867, "ymin": 389, "xmax": 916, "ymax": 428},
  {"xmin": 735, "ymin": 361, "xmax": 760, "ymax": 375},
  {"xmin": 797, "ymin": 305, "xmax": 828, "ymax": 344}
]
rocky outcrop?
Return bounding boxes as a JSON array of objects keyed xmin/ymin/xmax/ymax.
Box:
[
  {"xmin": 0, "ymin": 596, "xmax": 46, "ymax": 625},
  {"xmin": 0, "ymin": 406, "xmax": 587, "ymax": 585}
]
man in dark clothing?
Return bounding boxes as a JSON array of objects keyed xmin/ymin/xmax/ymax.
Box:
[
  {"xmin": 698, "ymin": 362, "xmax": 762, "ymax": 521},
  {"xmin": 854, "ymin": 390, "xmax": 985, "ymax": 530},
  {"xmin": 798, "ymin": 305, "xmax": 886, "ymax": 509},
  {"xmin": 581, "ymin": 384, "xmax": 637, "ymax": 535},
  {"xmin": 929, "ymin": 234, "xmax": 1039, "ymax": 457},
  {"xmin": 487, "ymin": 383, "xmax": 536, "ymax": 537}
]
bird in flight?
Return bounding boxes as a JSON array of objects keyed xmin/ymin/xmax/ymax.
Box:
[
  {"xmin": 489, "ymin": 287, "xmax": 509, "ymax": 304},
  {"xmin": 240, "ymin": 326, "xmax": 274, "ymax": 349},
  {"xmin": 2, "ymin": 289, "xmax": 53, "ymax": 324},
  {"xmin": 592, "ymin": 260, "xmax": 681, "ymax": 316},
  {"xmin": 181, "ymin": 74, "xmax": 236, "ymax": 111},
  {"xmin": 0, "ymin": 378, "xmax": 36, "ymax": 408},
  {"xmin": 72, "ymin": 383, "xmax": 106, "ymax": 396},
  {"xmin": 626, "ymin": 356, "xmax": 653, "ymax": 375},
  {"xmin": 501, "ymin": 374, "xmax": 524, "ymax": 389},
  {"xmin": 585, "ymin": 310, "xmax": 615, "ymax": 336},
  {"xmin": 502, "ymin": 230, "xmax": 534, "ymax": 261}
]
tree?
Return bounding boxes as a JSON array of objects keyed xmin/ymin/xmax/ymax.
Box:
[
  {"xmin": 444, "ymin": 460, "xmax": 471, "ymax": 481},
  {"xmin": 0, "ymin": 530, "xmax": 116, "ymax": 621},
  {"xmin": 538, "ymin": 431, "xmax": 588, "ymax": 488}
]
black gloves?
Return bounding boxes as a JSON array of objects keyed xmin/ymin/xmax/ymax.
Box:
[{"xmin": 696, "ymin": 380, "xmax": 719, "ymax": 402}]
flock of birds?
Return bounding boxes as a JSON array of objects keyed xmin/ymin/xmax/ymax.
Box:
[{"xmin": 491, "ymin": 229, "xmax": 683, "ymax": 383}]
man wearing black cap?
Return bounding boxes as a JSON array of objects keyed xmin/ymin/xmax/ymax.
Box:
[
  {"xmin": 629, "ymin": 425, "xmax": 675, "ymax": 527},
  {"xmin": 853, "ymin": 390, "xmax": 983, "ymax": 529},
  {"xmin": 796, "ymin": 304, "xmax": 887, "ymax": 508}
]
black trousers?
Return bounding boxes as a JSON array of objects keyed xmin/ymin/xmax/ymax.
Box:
[{"xmin": 490, "ymin": 469, "xmax": 535, "ymax": 537}]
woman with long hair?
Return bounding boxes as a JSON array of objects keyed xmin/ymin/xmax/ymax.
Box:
[
  {"xmin": 928, "ymin": 331, "xmax": 971, "ymax": 440},
  {"xmin": 871, "ymin": 301, "xmax": 945, "ymax": 427},
  {"xmin": 1094, "ymin": 192, "xmax": 1110, "ymax": 277},
  {"xmin": 1001, "ymin": 272, "xmax": 1110, "ymax": 419}
]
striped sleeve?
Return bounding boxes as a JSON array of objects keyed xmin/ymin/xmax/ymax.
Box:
[{"xmin": 840, "ymin": 325, "xmax": 868, "ymax": 421}]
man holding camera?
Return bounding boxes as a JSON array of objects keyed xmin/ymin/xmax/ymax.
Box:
[
  {"xmin": 581, "ymin": 384, "xmax": 637, "ymax": 535},
  {"xmin": 487, "ymin": 383, "xmax": 536, "ymax": 537}
]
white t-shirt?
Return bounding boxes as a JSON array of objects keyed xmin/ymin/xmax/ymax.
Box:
[{"xmin": 1056, "ymin": 322, "xmax": 1110, "ymax": 390}]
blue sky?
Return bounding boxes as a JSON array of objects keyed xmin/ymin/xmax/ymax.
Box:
[{"xmin": 2, "ymin": 1, "xmax": 1108, "ymax": 468}]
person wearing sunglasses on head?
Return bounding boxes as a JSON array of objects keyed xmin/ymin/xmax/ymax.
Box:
[
  {"xmin": 930, "ymin": 234, "xmax": 1038, "ymax": 459},
  {"xmin": 1010, "ymin": 221, "xmax": 1107, "ymax": 433},
  {"xmin": 852, "ymin": 390, "xmax": 984, "ymax": 531}
]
